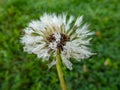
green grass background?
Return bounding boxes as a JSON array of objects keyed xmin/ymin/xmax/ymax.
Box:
[{"xmin": 0, "ymin": 0, "xmax": 120, "ymax": 90}]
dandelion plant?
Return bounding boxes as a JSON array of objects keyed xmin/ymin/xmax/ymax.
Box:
[{"xmin": 21, "ymin": 13, "xmax": 94, "ymax": 90}]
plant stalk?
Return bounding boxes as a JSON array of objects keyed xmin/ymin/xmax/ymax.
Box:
[{"xmin": 56, "ymin": 50, "xmax": 67, "ymax": 90}]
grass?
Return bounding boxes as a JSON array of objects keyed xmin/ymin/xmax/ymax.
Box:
[{"xmin": 0, "ymin": 0, "xmax": 120, "ymax": 90}]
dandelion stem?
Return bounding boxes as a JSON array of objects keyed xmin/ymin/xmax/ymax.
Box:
[{"xmin": 56, "ymin": 49, "xmax": 67, "ymax": 90}]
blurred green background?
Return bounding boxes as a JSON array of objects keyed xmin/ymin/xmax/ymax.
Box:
[{"xmin": 0, "ymin": 0, "xmax": 120, "ymax": 90}]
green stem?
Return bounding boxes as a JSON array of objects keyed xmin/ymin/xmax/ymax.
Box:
[{"xmin": 56, "ymin": 50, "xmax": 67, "ymax": 90}]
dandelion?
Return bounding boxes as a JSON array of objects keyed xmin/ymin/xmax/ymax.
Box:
[{"xmin": 21, "ymin": 13, "xmax": 94, "ymax": 90}]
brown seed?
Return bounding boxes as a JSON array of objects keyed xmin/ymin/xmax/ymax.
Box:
[{"xmin": 46, "ymin": 33, "xmax": 70, "ymax": 51}]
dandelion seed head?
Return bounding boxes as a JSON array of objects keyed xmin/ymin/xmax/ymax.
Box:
[{"xmin": 21, "ymin": 13, "xmax": 94, "ymax": 70}]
